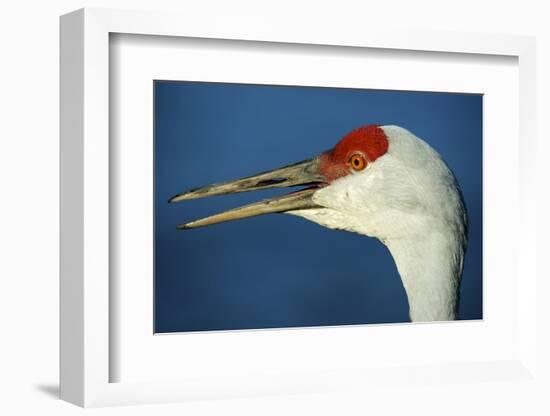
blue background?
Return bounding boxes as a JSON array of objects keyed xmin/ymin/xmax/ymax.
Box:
[{"xmin": 154, "ymin": 81, "xmax": 482, "ymax": 333}]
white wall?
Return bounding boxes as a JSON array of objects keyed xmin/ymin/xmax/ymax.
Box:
[{"xmin": 1, "ymin": 0, "xmax": 548, "ymax": 414}]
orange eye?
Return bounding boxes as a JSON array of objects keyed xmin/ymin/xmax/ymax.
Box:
[{"xmin": 348, "ymin": 153, "xmax": 367, "ymax": 171}]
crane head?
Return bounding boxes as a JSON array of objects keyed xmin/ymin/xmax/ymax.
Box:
[{"xmin": 169, "ymin": 124, "xmax": 466, "ymax": 244}]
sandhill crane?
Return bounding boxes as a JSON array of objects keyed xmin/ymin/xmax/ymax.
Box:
[{"xmin": 169, "ymin": 125, "xmax": 468, "ymax": 322}]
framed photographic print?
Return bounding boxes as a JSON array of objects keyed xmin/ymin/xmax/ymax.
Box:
[
  {"xmin": 154, "ymin": 81, "xmax": 482, "ymax": 331},
  {"xmin": 60, "ymin": 8, "xmax": 537, "ymax": 407}
]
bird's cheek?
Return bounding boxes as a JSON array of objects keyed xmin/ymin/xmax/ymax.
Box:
[
  {"xmin": 312, "ymin": 182, "xmax": 351, "ymax": 211},
  {"xmin": 311, "ymin": 187, "xmax": 336, "ymax": 209}
]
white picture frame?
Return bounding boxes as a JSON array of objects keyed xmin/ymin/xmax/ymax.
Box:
[{"xmin": 60, "ymin": 7, "xmax": 537, "ymax": 407}]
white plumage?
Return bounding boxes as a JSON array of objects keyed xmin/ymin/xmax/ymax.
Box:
[{"xmin": 290, "ymin": 126, "xmax": 468, "ymax": 321}]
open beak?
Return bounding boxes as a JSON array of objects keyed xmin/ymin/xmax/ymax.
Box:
[{"xmin": 169, "ymin": 157, "xmax": 327, "ymax": 230}]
